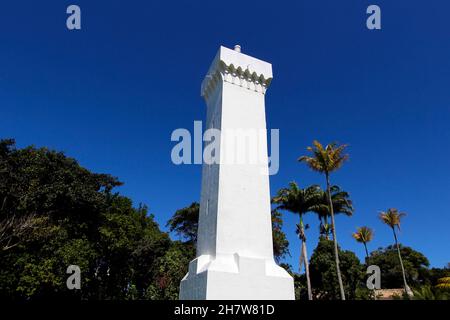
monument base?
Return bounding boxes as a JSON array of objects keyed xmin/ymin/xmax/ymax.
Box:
[{"xmin": 179, "ymin": 254, "xmax": 295, "ymax": 300}]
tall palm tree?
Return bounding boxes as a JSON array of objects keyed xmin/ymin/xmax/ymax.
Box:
[
  {"xmin": 273, "ymin": 182, "xmax": 322, "ymax": 300},
  {"xmin": 352, "ymin": 226, "xmax": 376, "ymax": 300},
  {"xmin": 352, "ymin": 226, "xmax": 374, "ymax": 260},
  {"xmin": 379, "ymin": 208, "xmax": 413, "ymax": 297},
  {"xmin": 314, "ymin": 185, "xmax": 353, "ymax": 239},
  {"xmin": 299, "ymin": 140, "xmax": 349, "ymax": 300}
]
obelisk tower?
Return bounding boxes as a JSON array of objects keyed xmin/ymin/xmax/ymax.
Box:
[{"xmin": 179, "ymin": 45, "xmax": 294, "ymax": 300}]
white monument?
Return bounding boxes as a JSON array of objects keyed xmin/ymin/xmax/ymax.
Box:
[{"xmin": 179, "ymin": 45, "xmax": 294, "ymax": 300}]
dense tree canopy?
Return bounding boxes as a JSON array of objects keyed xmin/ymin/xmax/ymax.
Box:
[
  {"xmin": 166, "ymin": 202, "xmax": 199, "ymax": 243},
  {"xmin": 308, "ymin": 238, "xmax": 366, "ymax": 300},
  {"xmin": 0, "ymin": 139, "xmax": 171, "ymax": 300}
]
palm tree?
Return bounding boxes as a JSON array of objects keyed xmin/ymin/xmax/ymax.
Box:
[
  {"xmin": 379, "ymin": 208, "xmax": 413, "ymax": 297},
  {"xmin": 299, "ymin": 140, "xmax": 349, "ymax": 300},
  {"xmin": 314, "ymin": 185, "xmax": 353, "ymax": 239},
  {"xmin": 352, "ymin": 226, "xmax": 374, "ymax": 260},
  {"xmin": 273, "ymin": 182, "xmax": 322, "ymax": 300}
]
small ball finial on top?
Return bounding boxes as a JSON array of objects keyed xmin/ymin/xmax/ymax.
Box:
[{"xmin": 234, "ymin": 45, "xmax": 241, "ymax": 53}]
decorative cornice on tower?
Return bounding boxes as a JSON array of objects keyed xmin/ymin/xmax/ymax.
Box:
[{"xmin": 201, "ymin": 46, "xmax": 273, "ymax": 100}]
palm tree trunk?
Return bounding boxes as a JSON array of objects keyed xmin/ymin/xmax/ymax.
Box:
[
  {"xmin": 303, "ymin": 242, "xmax": 313, "ymax": 300},
  {"xmin": 299, "ymin": 240, "xmax": 304, "ymax": 267},
  {"xmin": 392, "ymin": 227, "xmax": 413, "ymax": 297},
  {"xmin": 322, "ymin": 216, "xmax": 330, "ymax": 240},
  {"xmin": 301, "ymin": 238, "xmax": 313, "ymax": 300},
  {"xmin": 326, "ymin": 172, "xmax": 346, "ymax": 300},
  {"xmin": 299, "ymin": 216, "xmax": 312, "ymax": 300},
  {"xmin": 363, "ymin": 242, "xmax": 369, "ymax": 260}
]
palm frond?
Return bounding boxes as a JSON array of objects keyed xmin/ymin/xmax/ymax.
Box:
[
  {"xmin": 379, "ymin": 208, "xmax": 407, "ymax": 230},
  {"xmin": 352, "ymin": 226, "xmax": 374, "ymax": 244},
  {"xmin": 299, "ymin": 140, "xmax": 349, "ymax": 174}
]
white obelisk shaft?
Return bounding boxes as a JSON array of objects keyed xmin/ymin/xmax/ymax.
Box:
[{"xmin": 179, "ymin": 46, "xmax": 294, "ymax": 300}]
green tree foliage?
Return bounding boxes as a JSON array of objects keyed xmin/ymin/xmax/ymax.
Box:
[
  {"xmin": 368, "ymin": 245, "xmax": 430, "ymax": 289},
  {"xmin": 413, "ymin": 285, "xmax": 450, "ymax": 300},
  {"xmin": 271, "ymin": 209, "xmax": 290, "ymax": 263},
  {"xmin": 166, "ymin": 202, "xmax": 199, "ymax": 243},
  {"xmin": 0, "ymin": 139, "xmax": 170, "ymax": 300},
  {"xmin": 309, "ymin": 238, "xmax": 365, "ymax": 300},
  {"xmin": 435, "ymin": 277, "xmax": 450, "ymax": 290},
  {"xmin": 428, "ymin": 267, "xmax": 450, "ymax": 287},
  {"xmin": 146, "ymin": 241, "xmax": 195, "ymax": 300},
  {"xmin": 314, "ymin": 186, "xmax": 354, "ymax": 239}
]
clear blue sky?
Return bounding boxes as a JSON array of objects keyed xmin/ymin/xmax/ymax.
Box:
[{"xmin": 1, "ymin": 1, "xmax": 449, "ymax": 270}]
